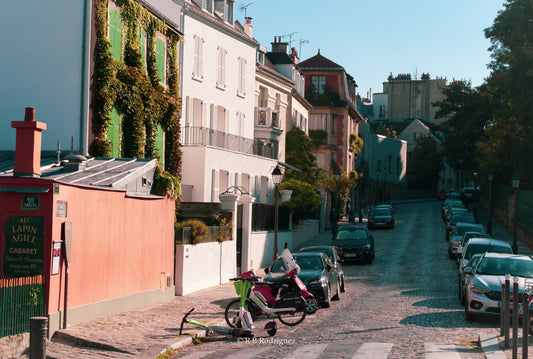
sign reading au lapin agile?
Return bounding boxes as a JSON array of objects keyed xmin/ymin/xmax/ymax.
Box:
[{"xmin": 3, "ymin": 216, "xmax": 44, "ymax": 277}]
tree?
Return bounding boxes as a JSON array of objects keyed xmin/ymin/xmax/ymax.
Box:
[
  {"xmin": 407, "ymin": 135, "xmax": 443, "ymax": 190},
  {"xmin": 433, "ymin": 80, "xmax": 489, "ymax": 174},
  {"xmin": 479, "ymin": 0, "xmax": 533, "ymax": 186}
]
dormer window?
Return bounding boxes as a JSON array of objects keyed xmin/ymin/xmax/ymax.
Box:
[{"xmin": 214, "ymin": 0, "xmax": 234, "ymax": 23}]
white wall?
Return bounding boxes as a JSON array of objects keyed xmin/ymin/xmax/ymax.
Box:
[{"xmin": 0, "ymin": 0, "xmax": 85, "ymax": 152}]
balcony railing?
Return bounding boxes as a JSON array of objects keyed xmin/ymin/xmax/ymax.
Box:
[
  {"xmin": 256, "ymin": 107, "xmax": 281, "ymax": 129},
  {"xmin": 182, "ymin": 125, "xmax": 277, "ymax": 159},
  {"xmin": 182, "ymin": 126, "xmax": 254, "ymax": 154}
]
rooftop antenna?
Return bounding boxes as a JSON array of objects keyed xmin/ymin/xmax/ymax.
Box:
[
  {"xmin": 281, "ymin": 31, "xmax": 298, "ymax": 47},
  {"xmin": 240, "ymin": 2, "xmax": 253, "ymax": 17},
  {"xmin": 299, "ymin": 39, "xmax": 309, "ymax": 57}
]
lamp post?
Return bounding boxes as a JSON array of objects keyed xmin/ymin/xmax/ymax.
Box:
[
  {"xmin": 271, "ymin": 165, "xmax": 283, "ymax": 265},
  {"xmin": 473, "ymin": 171, "xmax": 479, "ymax": 221},
  {"xmin": 487, "ymin": 171, "xmax": 494, "ymax": 235},
  {"xmin": 375, "ymin": 168, "xmax": 381, "ymax": 204},
  {"xmin": 358, "ymin": 170, "xmax": 364, "ymax": 222},
  {"xmin": 511, "ymin": 172, "xmax": 520, "ymax": 254},
  {"xmin": 333, "ymin": 167, "xmax": 340, "ymax": 212}
]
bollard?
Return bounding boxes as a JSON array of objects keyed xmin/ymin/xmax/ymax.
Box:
[
  {"xmin": 502, "ymin": 283, "xmax": 507, "ymax": 337},
  {"xmin": 29, "ymin": 317, "xmax": 48, "ymax": 359},
  {"xmin": 504, "ymin": 276, "xmax": 510, "ymax": 348},
  {"xmin": 512, "ymin": 278, "xmax": 519, "ymax": 359},
  {"xmin": 523, "ymin": 293, "xmax": 529, "ymax": 359}
]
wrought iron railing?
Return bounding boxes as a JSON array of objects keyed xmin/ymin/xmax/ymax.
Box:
[{"xmin": 182, "ymin": 126, "xmax": 254, "ymax": 154}]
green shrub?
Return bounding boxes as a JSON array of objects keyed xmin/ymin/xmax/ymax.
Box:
[{"xmin": 175, "ymin": 219, "xmax": 207, "ymax": 244}]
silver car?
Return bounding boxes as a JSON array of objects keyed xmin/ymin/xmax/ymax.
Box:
[
  {"xmin": 448, "ymin": 222, "xmax": 485, "ymax": 259},
  {"xmin": 464, "ymin": 252, "xmax": 533, "ymax": 320}
]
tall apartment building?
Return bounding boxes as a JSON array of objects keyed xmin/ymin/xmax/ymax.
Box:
[{"xmin": 382, "ymin": 73, "xmax": 447, "ymax": 126}]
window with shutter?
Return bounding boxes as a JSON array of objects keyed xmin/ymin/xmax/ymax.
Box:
[
  {"xmin": 107, "ymin": 107, "xmax": 121, "ymax": 157},
  {"xmin": 155, "ymin": 34, "xmax": 166, "ymax": 84},
  {"xmin": 109, "ymin": 7, "xmax": 122, "ymax": 61}
]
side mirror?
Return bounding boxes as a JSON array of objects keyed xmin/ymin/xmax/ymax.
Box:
[
  {"xmin": 264, "ymin": 267, "xmax": 270, "ymax": 274},
  {"xmin": 464, "ymin": 267, "xmax": 472, "ymax": 274}
]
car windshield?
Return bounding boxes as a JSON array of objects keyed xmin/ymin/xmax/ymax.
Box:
[
  {"xmin": 467, "ymin": 255, "xmax": 482, "ymax": 268},
  {"xmin": 476, "ymin": 257, "xmax": 533, "ymax": 277},
  {"xmin": 295, "ymin": 256, "xmax": 324, "ymax": 271},
  {"xmin": 336, "ymin": 229, "xmax": 368, "ymax": 240},
  {"xmin": 301, "ymin": 248, "xmax": 334, "ymax": 260},
  {"xmin": 373, "ymin": 209, "xmax": 391, "ymax": 216},
  {"xmin": 454, "ymin": 224, "xmax": 483, "ymax": 236},
  {"xmin": 464, "ymin": 244, "xmax": 512, "ymax": 259}
]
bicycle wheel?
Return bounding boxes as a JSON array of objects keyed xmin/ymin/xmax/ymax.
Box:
[
  {"xmin": 277, "ymin": 303, "xmax": 306, "ymax": 326},
  {"xmin": 224, "ymin": 299, "xmax": 256, "ymax": 328}
]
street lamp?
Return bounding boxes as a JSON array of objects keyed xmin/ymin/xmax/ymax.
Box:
[
  {"xmin": 271, "ymin": 165, "xmax": 283, "ymax": 265},
  {"xmin": 473, "ymin": 171, "xmax": 479, "ymax": 221},
  {"xmin": 375, "ymin": 168, "xmax": 381, "ymax": 204},
  {"xmin": 487, "ymin": 171, "xmax": 494, "ymax": 235},
  {"xmin": 358, "ymin": 170, "xmax": 364, "ymax": 222},
  {"xmin": 511, "ymin": 172, "xmax": 520, "ymax": 254}
]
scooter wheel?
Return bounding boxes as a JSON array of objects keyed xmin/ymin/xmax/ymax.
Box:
[{"xmin": 265, "ymin": 321, "xmax": 277, "ymax": 337}]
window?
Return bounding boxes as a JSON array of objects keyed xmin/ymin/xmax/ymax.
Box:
[
  {"xmin": 193, "ymin": 35, "xmax": 204, "ymax": 80},
  {"xmin": 238, "ymin": 57, "xmax": 246, "ymax": 96},
  {"xmin": 216, "ymin": 47, "xmax": 226, "ymax": 89},
  {"xmin": 192, "ymin": 98, "xmax": 203, "ymax": 127},
  {"xmin": 108, "ymin": 4, "xmax": 122, "ymax": 61},
  {"xmin": 214, "ymin": 0, "xmax": 224, "ymax": 19},
  {"xmin": 311, "ymin": 75, "xmax": 326, "ymax": 94},
  {"xmin": 388, "ymin": 156, "xmax": 392, "ymax": 173},
  {"xmin": 259, "ymin": 86, "xmax": 268, "ymax": 107},
  {"xmin": 413, "ymin": 132, "xmax": 420, "ymax": 141},
  {"xmin": 155, "ymin": 33, "xmax": 167, "ymax": 85},
  {"xmin": 309, "ymin": 114, "xmax": 326, "ymax": 131},
  {"xmin": 330, "ymin": 114, "xmax": 336, "ymax": 134},
  {"xmin": 396, "ymin": 157, "xmax": 401, "ymax": 175},
  {"xmin": 226, "ymin": 0, "xmax": 234, "ymax": 23},
  {"xmin": 379, "ymin": 105, "xmax": 386, "ymax": 119}
]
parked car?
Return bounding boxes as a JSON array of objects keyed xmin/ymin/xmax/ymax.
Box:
[
  {"xmin": 444, "ymin": 207, "xmax": 470, "ymax": 224},
  {"xmin": 456, "ymin": 232, "xmax": 492, "ymax": 263},
  {"xmin": 446, "ymin": 213, "xmax": 476, "ymax": 241},
  {"xmin": 442, "ymin": 199, "xmax": 464, "ymax": 221},
  {"xmin": 448, "ymin": 222, "xmax": 485, "ymax": 259},
  {"xmin": 458, "ymin": 253, "xmax": 483, "ymax": 305},
  {"xmin": 368, "ymin": 206, "xmax": 395, "ymax": 229},
  {"xmin": 299, "ymin": 246, "xmax": 345, "ymax": 293},
  {"xmin": 268, "ymin": 252, "xmax": 341, "ymax": 308},
  {"xmin": 457, "ymin": 238, "xmax": 513, "ymax": 305},
  {"xmin": 464, "ymin": 252, "xmax": 533, "ymax": 320},
  {"xmin": 461, "ymin": 187, "xmax": 480, "ymax": 204},
  {"xmin": 333, "ymin": 225, "xmax": 375, "ymax": 264}
]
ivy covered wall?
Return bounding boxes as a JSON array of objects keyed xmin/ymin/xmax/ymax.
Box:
[{"xmin": 91, "ymin": 0, "xmax": 181, "ymax": 198}]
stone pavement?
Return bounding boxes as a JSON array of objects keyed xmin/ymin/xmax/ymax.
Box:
[{"xmin": 0, "ymin": 198, "xmax": 530, "ymax": 359}]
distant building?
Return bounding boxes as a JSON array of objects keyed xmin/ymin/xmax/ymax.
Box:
[{"xmin": 382, "ymin": 73, "xmax": 448, "ymax": 126}]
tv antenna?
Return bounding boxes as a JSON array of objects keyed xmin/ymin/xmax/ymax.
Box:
[
  {"xmin": 240, "ymin": 2, "xmax": 253, "ymax": 17},
  {"xmin": 299, "ymin": 39, "xmax": 309, "ymax": 57},
  {"xmin": 281, "ymin": 32, "xmax": 298, "ymax": 46}
]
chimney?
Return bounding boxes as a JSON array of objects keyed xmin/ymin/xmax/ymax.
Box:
[
  {"xmin": 271, "ymin": 36, "xmax": 289, "ymax": 54},
  {"xmin": 243, "ymin": 17, "xmax": 253, "ymax": 38},
  {"xmin": 11, "ymin": 107, "xmax": 47, "ymax": 177}
]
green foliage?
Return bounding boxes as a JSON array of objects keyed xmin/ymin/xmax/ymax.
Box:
[
  {"xmin": 308, "ymin": 129, "xmax": 327, "ymax": 147},
  {"xmin": 153, "ymin": 165, "xmax": 181, "ymax": 199},
  {"xmin": 285, "ymin": 127, "xmax": 324, "ymax": 185},
  {"xmin": 92, "ymin": 0, "xmax": 182, "ymax": 185},
  {"xmin": 175, "ymin": 219, "xmax": 207, "ymax": 245},
  {"xmin": 407, "ymin": 135, "xmax": 443, "ymax": 190},
  {"xmin": 349, "ymin": 133, "xmax": 364, "ymax": 154},
  {"xmin": 374, "ymin": 124, "xmax": 397, "ymax": 139},
  {"xmin": 434, "ymin": 80, "xmax": 488, "ymax": 174},
  {"xmin": 278, "ymin": 178, "xmax": 322, "ymax": 215}
]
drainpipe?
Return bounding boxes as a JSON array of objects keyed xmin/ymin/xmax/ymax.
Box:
[{"xmin": 79, "ymin": 0, "xmax": 91, "ymax": 156}]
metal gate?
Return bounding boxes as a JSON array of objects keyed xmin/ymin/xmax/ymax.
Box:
[{"xmin": 0, "ymin": 275, "xmax": 45, "ymax": 337}]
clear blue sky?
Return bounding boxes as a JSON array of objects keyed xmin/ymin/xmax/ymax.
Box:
[{"xmin": 235, "ymin": 0, "xmax": 506, "ymax": 99}]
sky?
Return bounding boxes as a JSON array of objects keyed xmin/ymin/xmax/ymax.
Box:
[{"xmin": 234, "ymin": 0, "xmax": 506, "ymax": 99}]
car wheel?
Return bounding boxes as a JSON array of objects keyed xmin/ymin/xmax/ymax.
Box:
[
  {"xmin": 304, "ymin": 297, "xmax": 318, "ymax": 314},
  {"xmin": 322, "ymin": 285, "xmax": 331, "ymax": 308},
  {"xmin": 332, "ymin": 280, "xmax": 340, "ymax": 301},
  {"xmin": 340, "ymin": 276, "xmax": 345, "ymax": 293}
]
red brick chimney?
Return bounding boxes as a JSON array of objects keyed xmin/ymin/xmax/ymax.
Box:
[{"xmin": 11, "ymin": 107, "xmax": 47, "ymax": 177}]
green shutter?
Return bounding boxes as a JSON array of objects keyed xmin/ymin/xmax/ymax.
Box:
[
  {"xmin": 140, "ymin": 29, "xmax": 146, "ymax": 67},
  {"xmin": 109, "ymin": 8, "xmax": 122, "ymax": 61},
  {"xmin": 108, "ymin": 107, "xmax": 121, "ymax": 157},
  {"xmin": 155, "ymin": 123, "xmax": 165, "ymax": 163},
  {"xmin": 155, "ymin": 37, "xmax": 166, "ymax": 84}
]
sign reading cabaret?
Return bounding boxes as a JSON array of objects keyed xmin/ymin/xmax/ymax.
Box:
[{"xmin": 3, "ymin": 216, "xmax": 44, "ymax": 277}]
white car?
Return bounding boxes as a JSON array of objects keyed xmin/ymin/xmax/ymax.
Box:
[{"xmin": 456, "ymin": 231, "xmax": 492, "ymax": 263}]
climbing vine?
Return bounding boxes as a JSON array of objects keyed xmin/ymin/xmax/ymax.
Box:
[{"xmin": 91, "ymin": 0, "xmax": 182, "ymax": 198}]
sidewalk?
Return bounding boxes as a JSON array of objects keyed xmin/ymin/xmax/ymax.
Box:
[{"xmin": 1, "ymin": 202, "xmax": 529, "ymax": 359}]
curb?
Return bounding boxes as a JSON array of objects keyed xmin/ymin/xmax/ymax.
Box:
[{"xmin": 479, "ymin": 332, "xmax": 507, "ymax": 359}]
